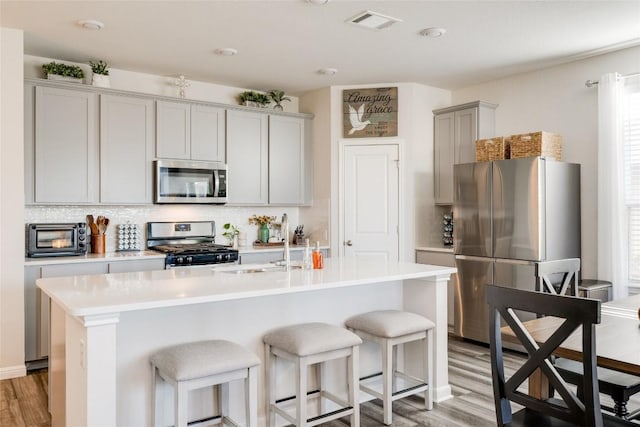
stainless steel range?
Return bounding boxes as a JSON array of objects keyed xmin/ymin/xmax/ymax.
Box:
[{"xmin": 147, "ymin": 221, "xmax": 238, "ymax": 268}]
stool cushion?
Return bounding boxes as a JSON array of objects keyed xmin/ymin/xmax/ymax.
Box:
[
  {"xmin": 346, "ymin": 310, "xmax": 435, "ymax": 338},
  {"xmin": 263, "ymin": 322, "xmax": 362, "ymax": 356},
  {"xmin": 150, "ymin": 340, "xmax": 260, "ymax": 381}
]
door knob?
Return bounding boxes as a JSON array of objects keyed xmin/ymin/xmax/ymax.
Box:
[{"xmin": 345, "ymin": 240, "xmax": 353, "ymax": 246}]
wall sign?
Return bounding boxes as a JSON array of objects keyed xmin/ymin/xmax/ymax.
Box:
[{"xmin": 343, "ymin": 87, "xmax": 398, "ymax": 138}]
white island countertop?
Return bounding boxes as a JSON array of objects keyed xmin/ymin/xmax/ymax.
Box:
[{"xmin": 37, "ymin": 258, "xmax": 456, "ymax": 317}]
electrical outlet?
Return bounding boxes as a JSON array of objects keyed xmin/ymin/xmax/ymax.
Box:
[{"xmin": 323, "ymin": 229, "xmax": 328, "ymax": 241}]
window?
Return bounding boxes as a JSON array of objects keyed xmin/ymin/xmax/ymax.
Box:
[{"xmin": 623, "ymin": 77, "xmax": 640, "ymax": 283}]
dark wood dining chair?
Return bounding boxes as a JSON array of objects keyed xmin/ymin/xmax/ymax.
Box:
[
  {"xmin": 536, "ymin": 259, "xmax": 640, "ymax": 420},
  {"xmin": 486, "ymin": 284, "xmax": 635, "ymax": 427}
]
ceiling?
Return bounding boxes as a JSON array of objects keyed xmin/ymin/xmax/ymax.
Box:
[{"xmin": 2, "ymin": 1, "xmax": 639, "ymax": 95}]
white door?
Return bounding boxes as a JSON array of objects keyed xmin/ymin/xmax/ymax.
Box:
[{"xmin": 343, "ymin": 144, "xmax": 399, "ymax": 261}]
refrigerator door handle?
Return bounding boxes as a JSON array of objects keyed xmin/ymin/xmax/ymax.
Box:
[
  {"xmin": 455, "ymin": 255, "xmax": 495, "ymax": 262},
  {"xmin": 493, "ymin": 258, "xmax": 536, "ymax": 266}
]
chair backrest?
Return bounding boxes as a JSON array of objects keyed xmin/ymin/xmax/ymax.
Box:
[
  {"xmin": 535, "ymin": 258, "xmax": 581, "ymax": 296},
  {"xmin": 486, "ymin": 284, "xmax": 602, "ymax": 427}
]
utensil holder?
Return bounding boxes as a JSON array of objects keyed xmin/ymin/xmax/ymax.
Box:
[{"xmin": 91, "ymin": 234, "xmax": 106, "ymax": 254}]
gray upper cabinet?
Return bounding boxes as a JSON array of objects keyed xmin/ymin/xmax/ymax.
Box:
[
  {"xmin": 156, "ymin": 100, "xmax": 226, "ymax": 162},
  {"xmin": 33, "ymin": 86, "xmax": 98, "ymax": 204},
  {"xmin": 433, "ymin": 101, "xmax": 497, "ymax": 205},
  {"xmin": 191, "ymin": 104, "xmax": 226, "ymax": 162},
  {"xmin": 226, "ymin": 110, "xmax": 269, "ymax": 205},
  {"xmin": 269, "ymin": 115, "xmax": 307, "ymax": 205},
  {"xmin": 156, "ymin": 100, "xmax": 190, "ymax": 159},
  {"xmin": 100, "ymin": 95, "xmax": 155, "ymax": 204}
]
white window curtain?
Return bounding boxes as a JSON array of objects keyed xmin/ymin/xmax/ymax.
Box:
[{"xmin": 597, "ymin": 73, "xmax": 628, "ymax": 299}]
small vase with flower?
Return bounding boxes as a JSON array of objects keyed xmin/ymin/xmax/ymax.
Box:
[{"xmin": 248, "ymin": 215, "xmax": 276, "ymax": 243}]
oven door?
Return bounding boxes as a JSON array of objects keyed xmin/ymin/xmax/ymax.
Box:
[{"xmin": 155, "ymin": 159, "xmax": 227, "ymax": 204}]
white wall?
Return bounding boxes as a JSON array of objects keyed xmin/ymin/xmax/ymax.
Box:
[
  {"xmin": 0, "ymin": 27, "xmax": 26, "ymax": 379},
  {"xmin": 453, "ymin": 45, "xmax": 640, "ymax": 280}
]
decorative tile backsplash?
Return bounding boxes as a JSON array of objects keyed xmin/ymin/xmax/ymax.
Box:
[{"xmin": 25, "ymin": 205, "xmax": 300, "ymax": 253}]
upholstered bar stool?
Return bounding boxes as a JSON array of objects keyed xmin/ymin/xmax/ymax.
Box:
[
  {"xmin": 150, "ymin": 340, "xmax": 260, "ymax": 427},
  {"xmin": 263, "ymin": 322, "xmax": 362, "ymax": 426},
  {"xmin": 346, "ymin": 310, "xmax": 435, "ymax": 425}
]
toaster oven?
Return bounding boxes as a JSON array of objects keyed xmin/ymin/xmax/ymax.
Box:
[{"xmin": 26, "ymin": 223, "xmax": 88, "ymax": 257}]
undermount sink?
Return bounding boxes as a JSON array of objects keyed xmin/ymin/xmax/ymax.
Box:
[{"xmin": 216, "ymin": 263, "xmax": 304, "ymax": 274}]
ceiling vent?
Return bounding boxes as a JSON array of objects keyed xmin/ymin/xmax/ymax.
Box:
[{"xmin": 346, "ymin": 10, "xmax": 402, "ymax": 30}]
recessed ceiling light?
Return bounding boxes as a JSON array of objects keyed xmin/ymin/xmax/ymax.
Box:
[
  {"xmin": 306, "ymin": 0, "xmax": 330, "ymax": 4},
  {"xmin": 318, "ymin": 68, "xmax": 338, "ymax": 75},
  {"xmin": 347, "ymin": 10, "xmax": 402, "ymax": 30},
  {"xmin": 214, "ymin": 48, "xmax": 238, "ymax": 56},
  {"xmin": 77, "ymin": 19, "xmax": 105, "ymax": 30},
  {"xmin": 420, "ymin": 27, "xmax": 446, "ymax": 38}
]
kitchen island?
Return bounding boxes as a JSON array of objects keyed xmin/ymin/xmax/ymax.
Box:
[{"xmin": 38, "ymin": 257, "xmax": 456, "ymax": 427}]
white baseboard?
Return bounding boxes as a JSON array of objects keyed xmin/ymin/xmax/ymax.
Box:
[{"xmin": 0, "ymin": 364, "xmax": 27, "ymax": 380}]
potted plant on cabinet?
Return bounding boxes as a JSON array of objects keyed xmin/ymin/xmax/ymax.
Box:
[
  {"xmin": 238, "ymin": 90, "xmax": 271, "ymax": 108},
  {"xmin": 89, "ymin": 60, "xmax": 110, "ymax": 88},
  {"xmin": 268, "ymin": 90, "xmax": 291, "ymax": 111},
  {"xmin": 42, "ymin": 61, "xmax": 84, "ymax": 83}
]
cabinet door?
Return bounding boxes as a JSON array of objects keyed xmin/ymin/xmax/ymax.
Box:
[
  {"xmin": 434, "ymin": 112, "xmax": 455, "ymax": 205},
  {"xmin": 191, "ymin": 105, "xmax": 226, "ymax": 162},
  {"xmin": 269, "ymin": 116, "xmax": 305, "ymax": 204},
  {"xmin": 454, "ymin": 107, "xmax": 478, "ymax": 164},
  {"xmin": 156, "ymin": 100, "xmax": 190, "ymax": 159},
  {"xmin": 226, "ymin": 110, "xmax": 268, "ymax": 204},
  {"xmin": 25, "ymin": 84, "xmax": 35, "ymax": 204},
  {"xmin": 108, "ymin": 259, "xmax": 165, "ymax": 273},
  {"xmin": 100, "ymin": 95, "xmax": 154, "ymax": 204},
  {"xmin": 35, "ymin": 86, "xmax": 98, "ymax": 203}
]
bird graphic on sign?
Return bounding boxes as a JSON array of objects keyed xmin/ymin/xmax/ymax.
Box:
[{"xmin": 348, "ymin": 103, "xmax": 371, "ymax": 135}]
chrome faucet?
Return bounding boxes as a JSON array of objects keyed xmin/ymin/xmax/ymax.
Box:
[{"xmin": 281, "ymin": 213, "xmax": 290, "ymax": 270}]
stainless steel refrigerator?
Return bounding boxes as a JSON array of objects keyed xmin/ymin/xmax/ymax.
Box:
[{"xmin": 453, "ymin": 157, "xmax": 581, "ymax": 344}]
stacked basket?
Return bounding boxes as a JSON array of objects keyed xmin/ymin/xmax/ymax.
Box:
[{"xmin": 475, "ymin": 131, "xmax": 562, "ymax": 162}]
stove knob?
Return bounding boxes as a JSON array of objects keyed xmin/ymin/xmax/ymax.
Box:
[
  {"xmin": 176, "ymin": 256, "xmax": 184, "ymax": 264},
  {"xmin": 216, "ymin": 254, "xmax": 223, "ymax": 262},
  {"xmin": 186, "ymin": 256, "xmax": 193, "ymax": 264},
  {"xmin": 224, "ymin": 253, "xmax": 231, "ymax": 261}
]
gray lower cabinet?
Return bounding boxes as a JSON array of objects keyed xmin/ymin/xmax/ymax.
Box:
[
  {"xmin": 24, "ymin": 258, "xmax": 165, "ymax": 368},
  {"xmin": 433, "ymin": 101, "xmax": 497, "ymax": 205},
  {"xmin": 156, "ymin": 100, "xmax": 226, "ymax": 162},
  {"xmin": 226, "ymin": 110, "xmax": 269, "ymax": 205},
  {"xmin": 100, "ymin": 95, "xmax": 155, "ymax": 204},
  {"xmin": 415, "ymin": 249, "xmax": 456, "ymax": 327},
  {"xmin": 32, "ymin": 86, "xmax": 99, "ymax": 204}
]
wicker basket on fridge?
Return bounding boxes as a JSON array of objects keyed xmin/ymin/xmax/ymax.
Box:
[
  {"xmin": 507, "ymin": 131, "xmax": 563, "ymax": 161},
  {"xmin": 475, "ymin": 137, "xmax": 509, "ymax": 162}
]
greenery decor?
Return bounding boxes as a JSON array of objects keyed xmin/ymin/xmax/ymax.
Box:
[
  {"xmin": 222, "ymin": 223, "xmax": 239, "ymax": 244},
  {"xmin": 248, "ymin": 215, "xmax": 276, "ymax": 226},
  {"xmin": 89, "ymin": 60, "xmax": 109, "ymax": 76},
  {"xmin": 268, "ymin": 90, "xmax": 291, "ymax": 106},
  {"xmin": 42, "ymin": 61, "xmax": 84, "ymax": 79},
  {"xmin": 238, "ymin": 90, "xmax": 270, "ymax": 107}
]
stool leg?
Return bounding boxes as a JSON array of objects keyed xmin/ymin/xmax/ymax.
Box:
[
  {"xmin": 382, "ymin": 339, "xmax": 393, "ymax": 425},
  {"xmin": 175, "ymin": 381, "xmax": 188, "ymax": 427},
  {"xmin": 265, "ymin": 343, "xmax": 275, "ymax": 427},
  {"xmin": 151, "ymin": 364, "xmax": 159, "ymax": 427},
  {"xmin": 425, "ymin": 329, "xmax": 434, "ymax": 410},
  {"xmin": 349, "ymin": 345, "xmax": 360, "ymax": 427},
  {"xmin": 220, "ymin": 382, "xmax": 230, "ymax": 421},
  {"xmin": 246, "ymin": 365, "xmax": 258, "ymax": 427},
  {"xmin": 297, "ymin": 356, "xmax": 308, "ymax": 426},
  {"xmin": 317, "ymin": 361, "xmax": 325, "ymax": 416}
]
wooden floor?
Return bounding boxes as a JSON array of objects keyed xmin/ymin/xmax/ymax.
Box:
[{"xmin": 1, "ymin": 337, "xmax": 638, "ymax": 426}]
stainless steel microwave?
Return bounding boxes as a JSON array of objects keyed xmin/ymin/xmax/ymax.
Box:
[
  {"xmin": 155, "ymin": 159, "xmax": 227, "ymax": 204},
  {"xmin": 26, "ymin": 223, "xmax": 88, "ymax": 257}
]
